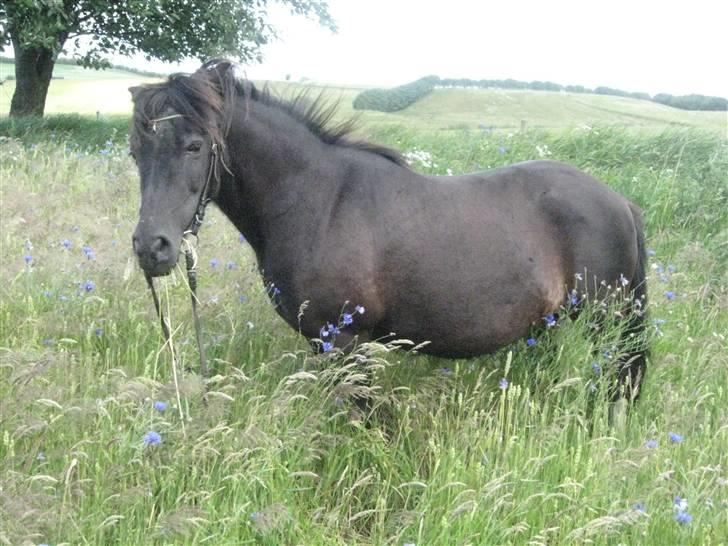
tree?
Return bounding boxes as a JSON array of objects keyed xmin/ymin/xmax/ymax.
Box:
[{"xmin": 0, "ymin": 0, "xmax": 334, "ymax": 117}]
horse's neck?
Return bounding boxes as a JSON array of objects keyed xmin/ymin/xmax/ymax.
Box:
[{"xmin": 214, "ymin": 101, "xmax": 338, "ymax": 257}]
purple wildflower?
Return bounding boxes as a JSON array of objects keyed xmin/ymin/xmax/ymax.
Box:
[
  {"xmin": 355, "ymin": 305, "xmax": 365, "ymax": 314},
  {"xmin": 526, "ymin": 337, "xmax": 537, "ymax": 347},
  {"xmin": 322, "ymin": 341, "xmax": 334, "ymax": 353},
  {"xmin": 82, "ymin": 245, "xmax": 95, "ymax": 260},
  {"xmin": 95, "ymin": 327, "xmax": 103, "ymax": 337},
  {"xmin": 342, "ymin": 313, "xmax": 353, "ymax": 325},
  {"xmin": 61, "ymin": 239, "xmax": 72, "ymax": 249},
  {"xmin": 668, "ymin": 431, "xmax": 683, "ymax": 443},
  {"xmin": 154, "ymin": 401, "xmax": 168, "ymax": 412},
  {"xmin": 24, "ymin": 255, "xmax": 33, "ymax": 264},
  {"xmin": 591, "ymin": 362, "xmax": 601, "ymax": 375},
  {"xmin": 440, "ymin": 367, "xmax": 452, "ymax": 376},
  {"xmin": 83, "ymin": 279, "xmax": 95, "ymax": 292},
  {"xmin": 633, "ymin": 502, "xmax": 646, "ymax": 513},
  {"xmin": 674, "ymin": 511, "xmax": 692, "ymax": 525},
  {"xmin": 226, "ymin": 261, "xmax": 237, "ymax": 270},
  {"xmin": 645, "ymin": 439, "xmax": 658, "ymax": 449},
  {"xmin": 499, "ymin": 378, "xmax": 509, "ymax": 390},
  {"xmin": 210, "ymin": 258, "xmax": 220, "ymax": 268},
  {"xmin": 143, "ymin": 431, "xmax": 162, "ymax": 446},
  {"xmin": 544, "ymin": 314, "xmax": 557, "ymax": 327}
]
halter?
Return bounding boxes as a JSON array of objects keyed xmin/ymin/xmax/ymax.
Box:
[{"xmin": 143, "ymin": 114, "xmax": 221, "ymax": 380}]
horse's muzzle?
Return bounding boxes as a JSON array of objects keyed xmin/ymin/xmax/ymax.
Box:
[{"xmin": 132, "ymin": 234, "xmax": 177, "ymax": 277}]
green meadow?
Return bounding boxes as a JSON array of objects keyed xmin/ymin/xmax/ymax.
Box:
[{"xmin": 1, "ymin": 64, "xmax": 727, "ymax": 545}]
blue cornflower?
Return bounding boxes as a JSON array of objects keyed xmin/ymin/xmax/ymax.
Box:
[
  {"xmin": 526, "ymin": 337, "xmax": 537, "ymax": 347},
  {"xmin": 633, "ymin": 502, "xmax": 646, "ymax": 513},
  {"xmin": 440, "ymin": 367, "xmax": 452, "ymax": 376},
  {"xmin": 61, "ymin": 238, "xmax": 72, "ymax": 249},
  {"xmin": 42, "ymin": 290, "xmax": 52, "ymax": 298},
  {"xmin": 645, "ymin": 439, "xmax": 658, "ymax": 449},
  {"xmin": 674, "ymin": 511, "xmax": 692, "ymax": 525},
  {"xmin": 322, "ymin": 341, "xmax": 334, "ymax": 352},
  {"xmin": 355, "ymin": 305, "xmax": 365, "ymax": 314},
  {"xmin": 154, "ymin": 401, "xmax": 168, "ymax": 412},
  {"xmin": 238, "ymin": 294, "xmax": 247, "ymax": 303},
  {"xmin": 342, "ymin": 313, "xmax": 353, "ymax": 325},
  {"xmin": 24, "ymin": 255, "xmax": 33, "ymax": 264},
  {"xmin": 668, "ymin": 431, "xmax": 683, "ymax": 443},
  {"xmin": 83, "ymin": 279, "xmax": 95, "ymax": 292},
  {"xmin": 499, "ymin": 378, "xmax": 509, "ymax": 390},
  {"xmin": 82, "ymin": 245, "xmax": 95, "ymax": 260},
  {"xmin": 239, "ymin": 233, "xmax": 246, "ymax": 242},
  {"xmin": 674, "ymin": 496, "xmax": 688, "ymax": 511},
  {"xmin": 591, "ymin": 362, "xmax": 601, "ymax": 375},
  {"xmin": 567, "ymin": 291, "xmax": 579, "ymax": 306},
  {"xmin": 320, "ymin": 325, "xmax": 330, "ymax": 338},
  {"xmin": 95, "ymin": 327, "xmax": 103, "ymax": 337},
  {"xmin": 210, "ymin": 258, "xmax": 220, "ymax": 268},
  {"xmin": 143, "ymin": 431, "xmax": 162, "ymax": 446},
  {"xmin": 226, "ymin": 261, "xmax": 237, "ymax": 270},
  {"xmin": 544, "ymin": 314, "xmax": 557, "ymax": 327}
]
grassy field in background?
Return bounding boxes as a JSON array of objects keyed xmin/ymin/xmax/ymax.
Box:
[
  {"xmin": 1, "ymin": 59, "xmax": 727, "ymax": 544},
  {"xmin": 1, "ymin": 58, "xmax": 726, "ymax": 133}
]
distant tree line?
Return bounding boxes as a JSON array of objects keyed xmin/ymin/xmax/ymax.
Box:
[
  {"xmin": 353, "ymin": 76, "xmax": 727, "ymax": 112},
  {"xmin": 352, "ymin": 76, "xmax": 440, "ymax": 112}
]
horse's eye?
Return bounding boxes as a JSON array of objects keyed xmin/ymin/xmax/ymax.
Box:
[{"xmin": 186, "ymin": 141, "xmax": 202, "ymax": 153}]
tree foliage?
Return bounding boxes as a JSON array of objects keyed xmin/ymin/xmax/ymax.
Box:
[{"xmin": 352, "ymin": 76, "xmax": 439, "ymax": 113}]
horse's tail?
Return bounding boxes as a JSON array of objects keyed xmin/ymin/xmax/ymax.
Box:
[{"xmin": 617, "ymin": 203, "xmax": 649, "ymax": 401}]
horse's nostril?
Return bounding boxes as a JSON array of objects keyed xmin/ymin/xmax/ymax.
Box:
[{"xmin": 150, "ymin": 236, "xmax": 172, "ymax": 264}]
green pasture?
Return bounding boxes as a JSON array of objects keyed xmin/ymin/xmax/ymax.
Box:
[
  {"xmin": 0, "ymin": 61, "xmax": 727, "ymax": 544},
  {"xmin": 1, "ymin": 59, "xmax": 726, "ymax": 133}
]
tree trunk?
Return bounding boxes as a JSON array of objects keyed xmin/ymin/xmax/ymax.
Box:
[{"xmin": 9, "ymin": 38, "xmax": 58, "ymax": 117}]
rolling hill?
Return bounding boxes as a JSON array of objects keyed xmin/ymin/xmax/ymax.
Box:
[{"xmin": 1, "ymin": 59, "xmax": 725, "ymax": 133}]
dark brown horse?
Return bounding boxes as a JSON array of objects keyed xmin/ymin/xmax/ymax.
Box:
[{"xmin": 130, "ymin": 59, "xmax": 648, "ymax": 401}]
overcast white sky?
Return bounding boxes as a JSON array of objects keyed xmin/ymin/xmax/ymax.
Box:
[{"xmin": 145, "ymin": 0, "xmax": 726, "ymax": 96}]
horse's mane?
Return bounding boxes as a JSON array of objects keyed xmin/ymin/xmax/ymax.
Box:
[{"xmin": 130, "ymin": 59, "xmax": 407, "ymax": 167}]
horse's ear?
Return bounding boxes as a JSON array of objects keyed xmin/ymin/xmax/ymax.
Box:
[{"xmin": 128, "ymin": 86, "xmax": 143, "ymax": 100}]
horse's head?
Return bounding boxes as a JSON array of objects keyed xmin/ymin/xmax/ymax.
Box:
[{"xmin": 128, "ymin": 62, "xmax": 232, "ymax": 276}]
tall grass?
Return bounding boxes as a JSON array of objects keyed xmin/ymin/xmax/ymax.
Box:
[{"xmin": 1, "ymin": 125, "xmax": 726, "ymax": 545}]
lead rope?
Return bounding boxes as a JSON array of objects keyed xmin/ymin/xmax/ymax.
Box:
[{"xmin": 183, "ymin": 237, "xmax": 209, "ymax": 379}]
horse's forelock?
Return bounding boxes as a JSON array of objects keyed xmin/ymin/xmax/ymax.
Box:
[{"xmin": 131, "ymin": 64, "xmax": 234, "ymax": 146}]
